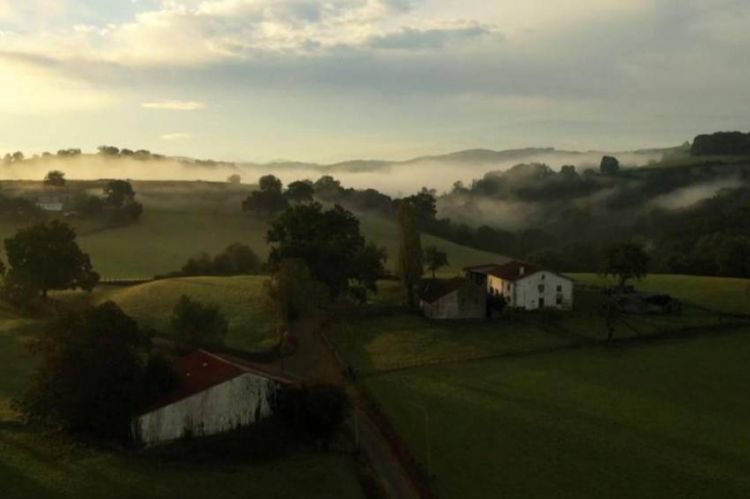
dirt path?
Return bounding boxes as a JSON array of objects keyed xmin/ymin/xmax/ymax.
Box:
[{"xmin": 280, "ymin": 315, "xmax": 424, "ymax": 498}]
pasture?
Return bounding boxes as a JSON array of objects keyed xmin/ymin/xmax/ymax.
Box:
[
  {"xmin": 329, "ymin": 284, "xmax": 744, "ymax": 376},
  {"xmin": 329, "ymin": 275, "xmax": 750, "ymax": 497},
  {"xmin": 94, "ymin": 276, "xmax": 275, "ymax": 351},
  {"xmin": 572, "ymin": 273, "xmax": 750, "ymax": 315},
  {"xmin": 366, "ymin": 330, "xmax": 750, "ymax": 498},
  {"xmin": 0, "ymin": 180, "xmax": 508, "ymax": 279}
]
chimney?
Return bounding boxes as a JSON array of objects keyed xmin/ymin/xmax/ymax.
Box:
[{"xmin": 519, "ymin": 265, "xmax": 525, "ymax": 276}]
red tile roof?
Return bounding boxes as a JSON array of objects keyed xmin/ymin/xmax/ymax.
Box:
[
  {"xmin": 141, "ymin": 350, "xmax": 298, "ymax": 414},
  {"xmin": 487, "ymin": 261, "xmax": 542, "ymax": 281},
  {"xmin": 466, "ymin": 260, "xmax": 573, "ymax": 282}
]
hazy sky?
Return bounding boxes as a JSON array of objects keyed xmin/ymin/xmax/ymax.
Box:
[{"xmin": 0, "ymin": 0, "xmax": 748, "ymax": 163}]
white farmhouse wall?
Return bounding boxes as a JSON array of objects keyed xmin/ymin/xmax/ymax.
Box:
[
  {"xmin": 488, "ymin": 272, "xmax": 573, "ymax": 310},
  {"xmin": 133, "ymin": 373, "xmax": 277, "ymax": 446}
]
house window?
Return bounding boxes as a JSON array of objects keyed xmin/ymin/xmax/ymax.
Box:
[
  {"xmin": 557, "ymin": 285, "xmax": 562, "ymax": 292},
  {"xmin": 538, "ymin": 284, "xmax": 545, "ymax": 293},
  {"xmin": 556, "ymin": 294, "xmax": 563, "ymax": 305}
]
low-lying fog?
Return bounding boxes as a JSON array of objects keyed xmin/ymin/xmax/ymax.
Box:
[{"xmin": 0, "ymin": 149, "xmax": 664, "ymax": 196}]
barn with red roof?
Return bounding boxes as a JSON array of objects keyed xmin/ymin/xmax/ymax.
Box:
[{"xmin": 132, "ymin": 350, "xmax": 298, "ymax": 446}]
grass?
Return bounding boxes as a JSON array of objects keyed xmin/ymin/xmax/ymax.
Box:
[
  {"xmin": 329, "ymin": 283, "xmax": 743, "ymax": 375},
  {"xmin": 571, "ymin": 273, "xmax": 750, "ymax": 315},
  {"xmin": 0, "ymin": 276, "xmax": 365, "ymax": 498},
  {"xmin": 0, "ymin": 428, "xmax": 364, "ymax": 499},
  {"xmin": 329, "ymin": 276, "xmax": 750, "ymax": 497},
  {"xmin": 93, "ymin": 276, "xmax": 275, "ymax": 351},
  {"xmin": 1, "ymin": 180, "xmax": 508, "ymax": 279},
  {"xmin": 366, "ymin": 330, "xmax": 750, "ymax": 498}
]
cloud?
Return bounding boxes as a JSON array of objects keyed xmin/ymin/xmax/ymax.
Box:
[
  {"xmin": 142, "ymin": 100, "xmax": 206, "ymax": 110},
  {"xmin": 0, "ymin": 55, "xmax": 115, "ymax": 115},
  {"xmin": 366, "ymin": 22, "xmax": 498, "ymax": 50},
  {"xmin": 161, "ymin": 132, "xmax": 191, "ymax": 141}
]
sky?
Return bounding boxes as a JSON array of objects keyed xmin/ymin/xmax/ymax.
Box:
[{"xmin": 0, "ymin": 0, "xmax": 748, "ymax": 163}]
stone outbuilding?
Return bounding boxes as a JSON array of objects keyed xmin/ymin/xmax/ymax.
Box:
[{"xmin": 418, "ymin": 278, "xmax": 487, "ymax": 320}]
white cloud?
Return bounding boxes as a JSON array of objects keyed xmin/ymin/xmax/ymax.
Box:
[
  {"xmin": 161, "ymin": 132, "xmax": 192, "ymax": 140},
  {"xmin": 142, "ymin": 100, "xmax": 206, "ymax": 110}
]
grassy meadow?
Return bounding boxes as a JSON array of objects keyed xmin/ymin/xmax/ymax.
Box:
[
  {"xmin": 366, "ymin": 331, "xmax": 750, "ymax": 498},
  {"xmin": 572, "ymin": 273, "xmax": 750, "ymax": 315},
  {"xmin": 328, "ymin": 275, "xmax": 750, "ymax": 497},
  {"xmin": 0, "ymin": 180, "xmax": 508, "ymax": 279}
]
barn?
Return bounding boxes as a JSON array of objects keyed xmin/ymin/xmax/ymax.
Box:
[
  {"xmin": 465, "ymin": 260, "xmax": 574, "ymax": 311},
  {"xmin": 132, "ymin": 350, "xmax": 297, "ymax": 446},
  {"xmin": 419, "ymin": 278, "xmax": 486, "ymax": 320}
]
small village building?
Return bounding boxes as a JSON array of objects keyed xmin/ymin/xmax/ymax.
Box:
[
  {"xmin": 419, "ymin": 278, "xmax": 486, "ymax": 320},
  {"xmin": 36, "ymin": 195, "xmax": 65, "ymax": 212},
  {"xmin": 465, "ymin": 261, "xmax": 574, "ymax": 311},
  {"xmin": 132, "ymin": 350, "xmax": 297, "ymax": 447}
]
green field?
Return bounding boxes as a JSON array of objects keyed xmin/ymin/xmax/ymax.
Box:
[
  {"xmin": 572, "ymin": 273, "xmax": 750, "ymax": 315},
  {"xmin": 93, "ymin": 276, "xmax": 275, "ymax": 351},
  {"xmin": 0, "ymin": 180, "xmax": 508, "ymax": 279},
  {"xmin": 0, "ymin": 274, "xmax": 365, "ymax": 499},
  {"xmin": 328, "ymin": 276, "xmax": 750, "ymax": 497},
  {"xmin": 366, "ymin": 331, "xmax": 750, "ymax": 498},
  {"xmin": 329, "ymin": 283, "xmax": 742, "ymax": 376}
]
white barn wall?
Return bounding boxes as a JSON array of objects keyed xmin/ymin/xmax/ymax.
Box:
[{"xmin": 133, "ymin": 372, "xmax": 277, "ymax": 446}]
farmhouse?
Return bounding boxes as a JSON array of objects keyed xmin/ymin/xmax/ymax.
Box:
[
  {"xmin": 36, "ymin": 194, "xmax": 65, "ymax": 212},
  {"xmin": 132, "ymin": 350, "xmax": 297, "ymax": 446},
  {"xmin": 419, "ymin": 277, "xmax": 486, "ymax": 320},
  {"xmin": 465, "ymin": 260, "xmax": 574, "ymax": 311}
]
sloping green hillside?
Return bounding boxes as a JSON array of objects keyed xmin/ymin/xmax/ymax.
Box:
[
  {"xmin": 1, "ymin": 181, "xmax": 508, "ymax": 279},
  {"xmin": 96, "ymin": 276, "xmax": 273, "ymax": 350}
]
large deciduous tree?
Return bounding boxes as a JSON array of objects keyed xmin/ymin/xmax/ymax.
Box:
[
  {"xmin": 604, "ymin": 242, "xmax": 650, "ymax": 288},
  {"xmin": 423, "ymin": 245, "xmax": 449, "ymax": 280},
  {"xmin": 17, "ymin": 302, "xmax": 149, "ymax": 439},
  {"xmin": 3, "ymin": 221, "xmax": 99, "ymax": 301},
  {"xmin": 104, "ymin": 179, "xmax": 136, "ymax": 208},
  {"xmin": 397, "ymin": 201, "xmax": 424, "ymax": 307},
  {"xmin": 267, "ymin": 202, "xmax": 382, "ymax": 297},
  {"xmin": 43, "ymin": 170, "xmax": 66, "ymax": 187},
  {"xmin": 242, "ymin": 174, "xmax": 289, "ymax": 218},
  {"xmin": 285, "ymin": 180, "xmax": 315, "ymax": 204}
]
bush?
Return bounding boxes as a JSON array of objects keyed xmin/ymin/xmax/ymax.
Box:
[
  {"xmin": 178, "ymin": 243, "xmax": 261, "ymax": 277},
  {"xmin": 276, "ymin": 383, "xmax": 349, "ymax": 442},
  {"xmin": 170, "ymin": 295, "xmax": 228, "ymax": 348}
]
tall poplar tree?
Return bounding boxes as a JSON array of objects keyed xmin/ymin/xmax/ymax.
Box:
[{"xmin": 397, "ymin": 201, "xmax": 423, "ymax": 307}]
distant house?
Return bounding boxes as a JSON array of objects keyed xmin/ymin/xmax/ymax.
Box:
[
  {"xmin": 36, "ymin": 195, "xmax": 65, "ymax": 212},
  {"xmin": 418, "ymin": 277, "xmax": 486, "ymax": 320},
  {"xmin": 132, "ymin": 350, "xmax": 297, "ymax": 447},
  {"xmin": 465, "ymin": 260, "xmax": 574, "ymax": 311}
]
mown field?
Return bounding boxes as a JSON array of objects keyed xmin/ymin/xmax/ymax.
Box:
[
  {"xmin": 572, "ymin": 273, "xmax": 750, "ymax": 315},
  {"xmin": 367, "ymin": 331, "xmax": 750, "ymax": 498},
  {"xmin": 0, "ymin": 180, "xmax": 507, "ymax": 279},
  {"xmin": 329, "ymin": 276, "xmax": 750, "ymax": 498},
  {"xmin": 329, "ymin": 282, "xmax": 741, "ymax": 375},
  {"xmin": 0, "ymin": 275, "xmax": 365, "ymax": 499}
]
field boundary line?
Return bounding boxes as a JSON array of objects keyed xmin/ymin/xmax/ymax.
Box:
[{"xmin": 360, "ymin": 320, "xmax": 750, "ymax": 379}]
